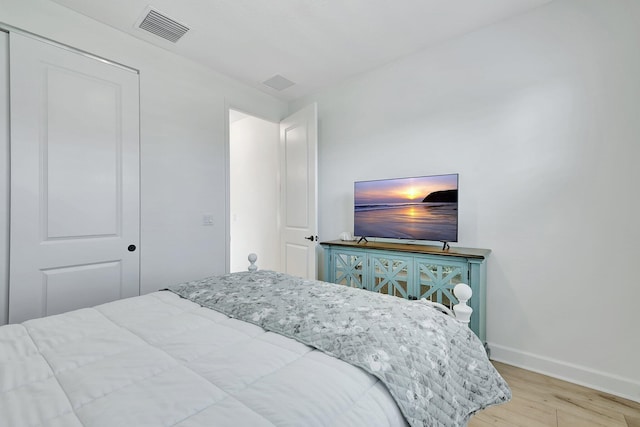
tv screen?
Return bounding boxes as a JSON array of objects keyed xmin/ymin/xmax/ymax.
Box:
[{"xmin": 354, "ymin": 174, "xmax": 458, "ymax": 242}]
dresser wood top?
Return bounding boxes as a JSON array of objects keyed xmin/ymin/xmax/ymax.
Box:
[{"xmin": 320, "ymin": 240, "xmax": 491, "ymax": 259}]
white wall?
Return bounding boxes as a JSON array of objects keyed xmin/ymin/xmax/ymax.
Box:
[
  {"xmin": 0, "ymin": 0, "xmax": 288, "ymax": 305},
  {"xmin": 229, "ymin": 112, "xmax": 279, "ymax": 272},
  {"xmin": 292, "ymin": 0, "xmax": 640, "ymax": 401}
]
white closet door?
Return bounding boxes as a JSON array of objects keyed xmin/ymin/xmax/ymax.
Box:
[
  {"xmin": 0, "ymin": 31, "xmax": 8, "ymax": 325},
  {"xmin": 9, "ymin": 33, "xmax": 140, "ymax": 323}
]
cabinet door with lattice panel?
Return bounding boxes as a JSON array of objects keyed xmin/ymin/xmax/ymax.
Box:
[
  {"xmin": 368, "ymin": 254, "xmax": 413, "ymax": 299},
  {"xmin": 331, "ymin": 251, "xmax": 366, "ymax": 289},
  {"xmin": 415, "ymin": 259, "xmax": 468, "ymax": 309}
]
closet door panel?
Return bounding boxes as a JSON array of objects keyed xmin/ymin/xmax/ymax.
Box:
[
  {"xmin": 0, "ymin": 31, "xmax": 8, "ymax": 326},
  {"xmin": 8, "ymin": 32, "xmax": 140, "ymax": 323},
  {"xmin": 46, "ymin": 66, "xmax": 120, "ymax": 238}
]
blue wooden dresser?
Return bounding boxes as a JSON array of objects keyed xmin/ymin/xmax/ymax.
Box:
[{"xmin": 320, "ymin": 240, "xmax": 490, "ymax": 346}]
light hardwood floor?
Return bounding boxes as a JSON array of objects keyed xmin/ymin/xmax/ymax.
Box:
[{"xmin": 469, "ymin": 362, "xmax": 640, "ymax": 427}]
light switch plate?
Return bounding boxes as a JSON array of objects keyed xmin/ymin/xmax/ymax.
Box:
[{"xmin": 202, "ymin": 214, "xmax": 214, "ymax": 226}]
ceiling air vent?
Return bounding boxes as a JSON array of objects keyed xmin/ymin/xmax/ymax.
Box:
[
  {"xmin": 262, "ymin": 75, "xmax": 296, "ymax": 91},
  {"xmin": 138, "ymin": 8, "xmax": 189, "ymax": 43}
]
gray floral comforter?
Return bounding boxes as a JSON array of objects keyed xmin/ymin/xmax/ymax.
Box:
[{"xmin": 166, "ymin": 270, "xmax": 511, "ymax": 427}]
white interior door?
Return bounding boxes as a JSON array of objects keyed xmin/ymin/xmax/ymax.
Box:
[
  {"xmin": 279, "ymin": 104, "xmax": 318, "ymax": 279},
  {"xmin": 9, "ymin": 32, "xmax": 140, "ymax": 323}
]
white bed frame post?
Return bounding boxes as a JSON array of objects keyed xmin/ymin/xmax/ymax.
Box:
[
  {"xmin": 248, "ymin": 253, "xmax": 258, "ymax": 272},
  {"xmin": 419, "ymin": 283, "xmax": 473, "ymax": 326},
  {"xmin": 452, "ymin": 284, "xmax": 473, "ymax": 327}
]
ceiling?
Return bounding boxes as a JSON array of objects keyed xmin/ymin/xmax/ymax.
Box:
[{"xmin": 50, "ymin": 0, "xmax": 552, "ymax": 101}]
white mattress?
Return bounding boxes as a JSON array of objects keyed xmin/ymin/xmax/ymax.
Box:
[{"xmin": 1, "ymin": 291, "xmax": 408, "ymax": 427}]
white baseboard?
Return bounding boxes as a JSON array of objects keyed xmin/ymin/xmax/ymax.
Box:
[{"xmin": 488, "ymin": 342, "xmax": 640, "ymax": 403}]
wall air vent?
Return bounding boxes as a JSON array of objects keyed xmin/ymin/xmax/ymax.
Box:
[{"xmin": 138, "ymin": 8, "xmax": 189, "ymax": 43}]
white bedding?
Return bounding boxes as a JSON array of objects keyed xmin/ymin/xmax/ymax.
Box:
[{"xmin": 1, "ymin": 291, "xmax": 408, "ymax": 427}]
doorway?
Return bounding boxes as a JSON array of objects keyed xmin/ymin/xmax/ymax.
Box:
[{"xmin": 229, "ymin": 110, "xmax": 280, "ymax": 272}]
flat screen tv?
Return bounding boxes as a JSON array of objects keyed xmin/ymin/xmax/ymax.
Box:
[{"xmin": 354, "ymin": 173, "xmax": 458, "ymax": 243}]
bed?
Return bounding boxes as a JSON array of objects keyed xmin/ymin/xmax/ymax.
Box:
[{"xmin": 0, "ymin": 255, "xmax": 510, "ymax": 427}]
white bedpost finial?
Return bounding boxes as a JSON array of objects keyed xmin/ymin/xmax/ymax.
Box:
[
  {"xmin": 452, "ymin": 283, "xmax": 473, "ymax": 327},
  {"xmin": 248, "ymin": 253, "xmax": 258, "ymax": 272}
]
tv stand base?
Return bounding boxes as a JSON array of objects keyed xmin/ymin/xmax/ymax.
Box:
[{"xmin": 357, "ymin": 236, "xmax": 369, "ymax": 244}]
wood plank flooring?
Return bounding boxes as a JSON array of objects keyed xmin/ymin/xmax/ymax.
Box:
[{"xmin": 469, "ymin": 362, "xmax": 640, "ymax": 427}]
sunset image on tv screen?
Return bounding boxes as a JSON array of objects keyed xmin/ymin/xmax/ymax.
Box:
[{"xmin": 354, "ymin": 174, "xmax": 458, "ymax": 242}]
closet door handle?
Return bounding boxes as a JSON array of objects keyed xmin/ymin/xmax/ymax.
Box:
[
  {"xmin": 304, "ymin": 235, "xmax": 318, "ymax": 241},
  {"xmin": 128, "ymin": 245, "xmax": 137, "ymax": 252}
]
